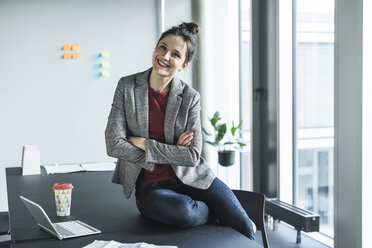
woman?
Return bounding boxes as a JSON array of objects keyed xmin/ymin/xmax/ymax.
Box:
[{"xmin": 105, "ymin": 22, "xmax": 256, "ymax": 240}]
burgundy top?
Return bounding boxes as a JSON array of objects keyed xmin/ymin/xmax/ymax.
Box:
[{"xmin": 140, "ymin": 87, "xmax": 176, "ymax": 184}]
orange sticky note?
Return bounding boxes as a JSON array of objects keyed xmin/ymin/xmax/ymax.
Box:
[
  {"xmin": 62, "ymin": 44, "xmax": 71, "ymax": 50},
  {"xmin": 63, "ymin": 52, "xmax": 71, "ymax": 59},
  {"xmin": 72, "ymin": 52, "xmax": 80, "ymax": 59},
  {"xmin": 71, "ymin": 44, "xmax": 80, "ymax": 50}
]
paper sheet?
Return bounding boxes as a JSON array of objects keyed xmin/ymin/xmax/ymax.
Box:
[
  {"xmin": 82, "ymin": 241, "xmax": 177, "ymax": 248},
  {"xmin": 80, "ymin": 162, "xmax": 116, "ymax": 171},
  {"xmin": 42, "ymin": 164, "xmax": 85, "ymax": 174},
  {"xmin": 82, "ymin": 240, "xmax": 122, "ymax": 248},
  {"xmin": 42, "ymin": 162, "xmax": 116, "ymax": 174},
  {"xmin": 135, "ymin": 243, "xmax": 177, "ymax": 248}
]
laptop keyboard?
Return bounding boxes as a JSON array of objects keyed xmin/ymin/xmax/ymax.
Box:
[
  {"xmin": 55, "ymin": 221, "xmax": 94, "ymax": 236},
  {"xmin": 54, "ymin": 224, "xmax": 75, "ymax": 236}
]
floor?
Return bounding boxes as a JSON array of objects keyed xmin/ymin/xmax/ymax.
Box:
[{"xmin": 256, "ymin": 221, "xmax": 331, "ymax": 248}]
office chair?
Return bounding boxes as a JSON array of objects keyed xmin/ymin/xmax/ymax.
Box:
[
  {"xmin": 0, "ymin": 212, "xmax": 9, "ymax": 235},
  {"xmin": 0, "ymin": 212, "xmax": 10, "ymax": 248},
  {"xmin": 233, "ymin": 190, "xmax": 270, "ymax": 248}
]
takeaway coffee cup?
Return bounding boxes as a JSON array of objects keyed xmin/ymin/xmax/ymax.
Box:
[{"xmin": 52, "ymin": 182, "xmax": 73, "ymax": 216}]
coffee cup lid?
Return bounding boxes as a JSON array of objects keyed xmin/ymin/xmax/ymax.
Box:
[{"xmin": 52, "ymin": 182, "xmax": 73, "ymax": 190}]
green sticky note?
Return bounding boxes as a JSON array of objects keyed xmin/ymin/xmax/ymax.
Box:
[
  {"xmin": 101, "ymin": 70, "xmax": 110, "ymax": 77},
  {"xmin": 101, "ymin": 61, "xmax": 110, "ymax": 68},
  {"xmin": 100, "ymin": 51, "xmax": 110, "ymax": 58}
]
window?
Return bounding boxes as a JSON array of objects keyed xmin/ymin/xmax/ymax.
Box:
[
  {"xmin": 239, "ymin": 0, "xmax": 253, "ymax": 190},
  {"xmin": 294, "ymin": 0, "xmax": 334, "ymax": 238}
]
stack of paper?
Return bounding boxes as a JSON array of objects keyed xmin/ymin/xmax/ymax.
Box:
[
  {"xmin": 82, "ymin": 240, "xmax": 177, "ymax": 248},
  {"xmin": 42, "ymin": 162, "xmax": 116, "ymax": 174}
]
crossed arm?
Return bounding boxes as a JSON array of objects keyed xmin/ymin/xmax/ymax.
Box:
[{"xmin": 128, "ymin": 130, "xmax": 194, "ymax": 151}]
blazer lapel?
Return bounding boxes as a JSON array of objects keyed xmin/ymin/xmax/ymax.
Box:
[
  {"xmin": 164, "ymin": 76, "xmax": 183, "ymax": 144},
  {"xmin": 134, "ymin": 69, "xmax": 151, "ymax": 138}
]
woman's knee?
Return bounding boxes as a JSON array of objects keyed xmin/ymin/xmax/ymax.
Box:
[
  {"xmin": 173, "ymin": 201, "xmax": 209, "ymax": 227},
  {"xmin": 235, "ymin": 218, "xmax": 256, "ymax": 240},
  {"xmin": 136, "ymin": 193, "xmax": 209, "ymax": 228},
  {"xmin": 176, "ymin": 210, "xmax": 199, "ymax": 227}
]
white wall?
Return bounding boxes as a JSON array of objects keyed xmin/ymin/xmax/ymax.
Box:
[{"xmin": 0, "ymin": 0, "xmax": 192, "ymax": 212}]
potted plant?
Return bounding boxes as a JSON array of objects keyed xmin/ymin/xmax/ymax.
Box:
[{"xmin": 202, "ymin": 111, "xmax": 246, "ymax": 166}]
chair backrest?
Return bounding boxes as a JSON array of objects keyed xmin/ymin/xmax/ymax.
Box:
[
  {"xmin": 0, "ymin": 212, "xmax": 9, "ymax": 235},
  {"xmin": 0, "ymin": 211, "xmax": 10, "ymax": 247},
  {"xmin": 232, "ymin": 190, "xmax": 270, "ymax": 248}
]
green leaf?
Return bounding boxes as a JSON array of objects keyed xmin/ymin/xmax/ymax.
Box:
[
  {"xmin": 216, "ymin": 123, "xmax": 226, "ymax": 133},
  {"xmin": 213, "ymin": 111, "xmax": 220, "ymax": 120},
  {"xmin": 231, "ymin": 120, "xmax": 243, "ymax": 137},
  {"xmin": 231, "ymin": 122, "xmax": 237, "ymax": 137},
  {"xmin": 202, "ymin": 126, "xmax": 212, "ymax": 136},
  {"xmin": 236, "ymin": 120, "xmax": 242, "ymax": 129},
  {"xmin": 237, "ymin": 142, "xmax": 246, "ymax": 147},
  {"xmin": 206, "ymin": 141, "xmax": 218, "ymax": 147},
  {"xmin": 210, "ymin": 111, "xmax": 221, "ymax": 128},
  {"xmin": 215, "ymin": 123, "xmax": 226, "ymax": 143},
  {"xmin": 223, "ymin": 142, "xmax": 235, "ymax": 145},
  {"xmin": 231, "ymin": 122, "xmax": 236, "ymax": 137}
]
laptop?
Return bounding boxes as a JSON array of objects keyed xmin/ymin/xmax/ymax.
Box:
[{"xmin": 20, "ymin": 196, "xmax": 101, "ymax": 240}]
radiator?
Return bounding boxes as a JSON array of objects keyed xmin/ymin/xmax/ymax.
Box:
[{"xmin": 265, "ymin": 199, "xmax": 320, "ymax": 243}]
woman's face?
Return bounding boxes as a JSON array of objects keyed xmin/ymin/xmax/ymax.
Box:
[{"xmin": 152, "ymin": 34, "xmax": 189, "ymax": 78}]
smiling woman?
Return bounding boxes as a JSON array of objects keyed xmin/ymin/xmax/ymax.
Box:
[
  {"xmin": 150, "ymin": 22, "xmax": 198, "ymax": 93},
  {"xmin": 105, "ymin": 22, "xmax": 256, "ymax": 240},
  {"xmin": 150, "ymin": 35, "xmax": 189, "ymax": 92}
]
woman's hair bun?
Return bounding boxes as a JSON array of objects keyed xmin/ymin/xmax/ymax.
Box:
[{"xmin": 179, "ymin": 22, "xmax": 199, "ymax": 35}]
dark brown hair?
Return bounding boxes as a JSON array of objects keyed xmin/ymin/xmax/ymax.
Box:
[{"xmin": 156, "ymin": 22, "xmax": 199, "ymax": 63}]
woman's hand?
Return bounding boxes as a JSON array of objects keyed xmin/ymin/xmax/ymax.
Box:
[
  {"xmin": 177, "ymin": 130, "xmax": 194, "ymax": 147},
  {"xmin": 128, "ymin": 136, "xmax": 146, "ymax": 151}
]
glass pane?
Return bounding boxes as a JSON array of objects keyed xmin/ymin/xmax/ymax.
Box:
[
  {"xmin": 294, "ymin": 0, "xmax": 334, "ymax": 238},
  {"xmin": 240, "ymin": 0, "xmax": 253, "ymax": 190}
]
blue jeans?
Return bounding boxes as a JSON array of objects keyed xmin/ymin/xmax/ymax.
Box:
[{"xmin": 135, "ymin": 177, "xmax": 255, "ymax": 240}]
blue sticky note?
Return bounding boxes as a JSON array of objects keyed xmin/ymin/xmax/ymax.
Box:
[
  {"xmin": 93, "ymin": 63, "xmax": 101, "ymax": 70},
  {"xmin": 93, "ymin": 72, "xmax": 101, "ymax": 79},
  {"xmin": 93, "ymin": 54, "xmax": 101, "ymax": 61}
]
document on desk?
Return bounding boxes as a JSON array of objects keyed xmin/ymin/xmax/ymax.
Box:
[
  {"xmin": 82, "ymin": 240, "xmax": 177, "ymax": 248},
  {"xmin": 43, "ymin": 163, "xmax": 85, "ymax": 174},
  {"xmin": 42, "ymin": 162, "xmax": 116, "ymax": 174},
  {"xmin": 80, "ymin": 162, "xmax": 116, "ymax": 171}
]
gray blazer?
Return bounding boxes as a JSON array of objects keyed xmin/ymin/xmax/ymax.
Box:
[{"xmin": 105, "ymin": 68, "xmax": 216, "ymax": 198}]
